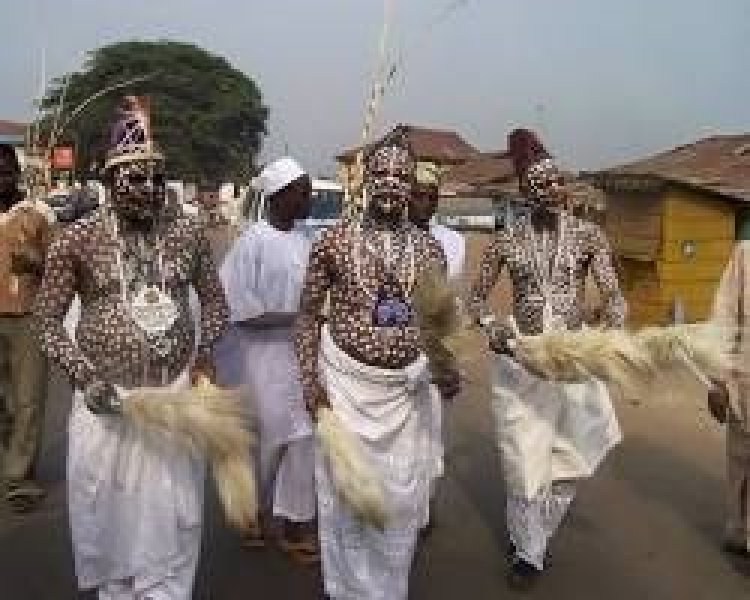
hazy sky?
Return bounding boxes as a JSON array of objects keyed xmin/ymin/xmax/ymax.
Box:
[{"xmin": 2, "ymin": 0, "xmax": 748, "ymax": 175}]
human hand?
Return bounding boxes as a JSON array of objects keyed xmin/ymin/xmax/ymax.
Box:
[
  {"xmin": 707, "ymin": 381, "xmax": 730, "ymax": 424},
  {"xmin": 308, "ymin": 381, "xmax": 331, "ymax": 420},
  {"xmin": 485, "ymin": 323, "xmax": 517, "ymax": 356},
  {"xmin": 82, "ymin": 380, "xmax": 122, "ymax": 415}
]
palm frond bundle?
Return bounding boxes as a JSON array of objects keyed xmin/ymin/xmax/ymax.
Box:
[
  {"xmin": 316, "ymin": 407, "xmax": 388, "ymax": 530},
  {"xmin": 124, "ymin": 380, "xmax": 257, "ymax": 531},
  {"xmin": 411, "ymin": 268, "xmax": 467, "ymax": 386},
  {"xmin": 513, "ymin": 326, "xmax": 653, "ymax": 394}
]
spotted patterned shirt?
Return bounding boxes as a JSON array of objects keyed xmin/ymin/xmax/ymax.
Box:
[
  {"xmin": 294, "ymin": 220, "xmax": 446, "ymax": 411},
  {"xmin": 33, "ymin": 209, "xmax": 229, "ymax": 389},
  {"xmin": 468, "ymin": 213, "xmax": 625, "ymax": 336}
]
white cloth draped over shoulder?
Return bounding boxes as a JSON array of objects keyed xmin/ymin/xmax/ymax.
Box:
[
  {"xmin": 68, "ymin": 368, "xmax": 205, "ymax": 592},
  {"xmin": 316, "ymin": 326, "xmax": 434, "ymax": 600},
  {"xmin": 712, "ymin": 240, "xmax": 750, "ymax": 429},
  {"xmin": 430, "ymin": 223, "xmax": 465, "ymax": 283},
  {"xmin": 491, "ymin": 354, "xmax": 622, "ymax": 500},
  {"xmin": 216, "ymin": 220, "xmax": 315, "ymax": 521}
]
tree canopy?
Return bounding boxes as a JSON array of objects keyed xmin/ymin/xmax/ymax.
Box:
[{"xmin": 40, "ymin": 40, "xmax": 268, "ymax": 183}]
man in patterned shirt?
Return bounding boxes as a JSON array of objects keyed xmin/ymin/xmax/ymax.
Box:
[
  {"xmin": 467, "ymin": 128, "xmax": 625, "ymax": 590},
  {"xmin": 294, "ymin": 142, "xmax": 448, "ymax": 599},
  {"xmin": 33, "ymin": 97, "xmax": 228, "ymax": 600}
]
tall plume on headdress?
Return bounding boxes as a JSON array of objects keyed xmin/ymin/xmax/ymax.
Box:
[
  {"xmin": 507, "ymin": 128, "xmax": 550, "ymax": 181},
  {"xmin": 104, "ymin": 95, "xmax": 163, "ymax": 170}
]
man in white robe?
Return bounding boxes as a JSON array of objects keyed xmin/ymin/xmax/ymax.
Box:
[
  {"xmin": 218, "ymin": 157, "xmax": 318, "ymax": 563},
  {"xmin": 709, "ymin": 241, "xmax": 750, "ymax": 563}
]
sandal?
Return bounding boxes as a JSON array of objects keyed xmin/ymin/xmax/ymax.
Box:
[
  {"xmin": 278, "ymin": 531, "xmax": 320, "ymax": 566},
  {"xmin": 240, "ymin": 523, "xmax": 266, "ymax": 549},
  {"xmin": 5, "ymin": 480, "xmax": 46, "ymax": 514}
]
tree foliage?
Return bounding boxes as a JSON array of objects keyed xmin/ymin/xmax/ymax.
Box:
[{"xmin": 40, "ymin": 40, "xmax": 268, "ymax": 183}]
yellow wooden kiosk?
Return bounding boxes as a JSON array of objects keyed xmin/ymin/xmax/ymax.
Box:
[{"xmin": 585, "ymin": 134, "xmax": 750, "ymax": 326}]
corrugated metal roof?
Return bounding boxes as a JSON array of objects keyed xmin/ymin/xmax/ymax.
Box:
[{"xmin": 591, "ymin": 133, "xmax": 750, "ymax": 202}]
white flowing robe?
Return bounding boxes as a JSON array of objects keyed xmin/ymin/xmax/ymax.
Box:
[
  {"xmin": 317, "ymin": 327, "xmax": 434, "ymax": 600},
  {"xmin": 217, "ymin": 220, "xmax": 315, "ymax": 521},
  {"xmin": 491, "ymin": 354, "xmax": 622, "ymax": 500},
  {"xmin": 711, "ymin": 241, "xmax": 750, "ymax": 550},
  {"xmin": 68, "ymin": 369, "xmax": 205, "ymax": 594},
  {"xmin": 425, "ymin": 223, "xmax": 466, "ymax": 499}
]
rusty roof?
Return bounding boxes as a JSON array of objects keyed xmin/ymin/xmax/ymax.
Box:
[
  {"xmin": 443, "ymin": 151, "xmax": 514, "ymax": 185},
  {"xmin": 0, "ymin": 120, "xmax": 27, "ymax": 139},
  {"xmin": 593, "ymin": 133, "xmax": 750, "ymax": 202},
  {"xmin": 336, "ymin": 124, "xmax": 478, "ymax": 163}
]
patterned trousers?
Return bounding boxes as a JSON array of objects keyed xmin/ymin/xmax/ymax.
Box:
[{"xmin": 506, "ymin": 481, "xmax": 577, "ymax": 570}]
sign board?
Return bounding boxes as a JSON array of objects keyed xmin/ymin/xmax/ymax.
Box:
[{"xmin": 51, "ymin": 146, "xmax": 75, "ymax": 170}]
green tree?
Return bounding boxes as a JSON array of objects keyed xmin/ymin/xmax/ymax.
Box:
[{"xmin": 40, "ymin": 40, "xmax": 268, "ymax": 183}]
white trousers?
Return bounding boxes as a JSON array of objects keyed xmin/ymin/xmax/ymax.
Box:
[
  {"xmin": 215, "ymin": 325, "xmax": 315, "ymax": 522},
  {"xmin": 97, "ymin": 543, "xmax": 199, "ymax": 600}
]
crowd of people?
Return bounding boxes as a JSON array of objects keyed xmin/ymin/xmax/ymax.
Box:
[{"xmin": 0, "ymin": 96, "xmax": 747, "ymax": 599}]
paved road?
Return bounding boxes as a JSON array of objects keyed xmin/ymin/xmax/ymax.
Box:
[{"xmin": 2, "ymin": 334, "xmax": 749, "ymax": 599}]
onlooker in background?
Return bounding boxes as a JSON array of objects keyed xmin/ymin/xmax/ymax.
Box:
[{"xmin": 0, "ymin": 143, "xmax": 53, "ymax": 513}]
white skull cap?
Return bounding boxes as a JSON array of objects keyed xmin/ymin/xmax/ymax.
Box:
[{"xmin": 252, "ymin": 157, "xmax": 307, "ymax": 197}]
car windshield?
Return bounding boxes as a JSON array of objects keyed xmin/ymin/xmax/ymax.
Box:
[{"xmin": 309, "ymin": 188, "xmax": 342, "ymax": 220}]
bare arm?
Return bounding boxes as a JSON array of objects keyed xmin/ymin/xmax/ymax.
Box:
[
  {"xmin": 467, "ymin": 234, "xmax": 516, "ymax": 353},
  {"xmin": 32, "ymin": 229, "xmax": 98, "ymax": 389},
  {"xmin": 294, "ymin": 232, "xmax": 334, "ymax": 414},
  {"xmin": 192, "ymin": 226, "xmax": 230, "ymax": 376},
  {"xmin": 587, "ymin": 225, "xmax": 626, "ymax": 329},
  {"xmin": 467, "ymin": 234, "xmax": 507, "ymax": 325}
]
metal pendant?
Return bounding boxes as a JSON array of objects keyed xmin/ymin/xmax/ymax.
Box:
[
  {"xmin": 130, "ymin": 285, "xmax": 179, "ymax": 335},
  {"xmin": 372, "ymin": 289, "xmax": 412, "ymax": 327}
]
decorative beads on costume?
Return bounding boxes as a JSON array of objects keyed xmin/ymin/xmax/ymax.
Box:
[
  {"xmin": 468, "ymin": 213, "xmax": 625, "ymax": 336},
  {"xmin": 33, "ymin": 210, "xmax": 229, "ymax": 389}
]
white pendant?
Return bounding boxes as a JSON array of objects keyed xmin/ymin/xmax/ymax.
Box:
[
  {"xmin": 542, "ymin": 300, "xmax": 567, "ymax": 332},
  {"xmin": 129, "ymin": 285, "xmax": 179, "ymax": 334}
]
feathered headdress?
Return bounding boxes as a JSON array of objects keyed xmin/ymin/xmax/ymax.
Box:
[{"xmin": 104, "ymin": 95, "xmax": 163, "ymax": 170}]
